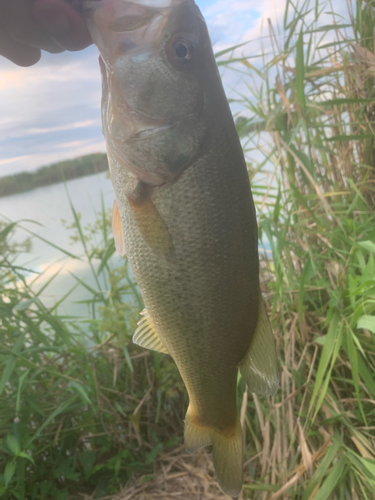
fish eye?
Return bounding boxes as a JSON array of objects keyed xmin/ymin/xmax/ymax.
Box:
[{"xmin": 173, "ymin": 41, "xmax": 194, "ymax": 62}]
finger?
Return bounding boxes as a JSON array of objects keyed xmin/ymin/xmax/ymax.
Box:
[
  {"xmin": 33, "ymin": 0, "xmax": 92, "ymax": 51},
  {"xmin": 0, "ymin": 31, "xmax": 41, "ymax": 66},
  {"xmin": 2, "ymin": 0, "xmax": 65, "ymax": 53}
]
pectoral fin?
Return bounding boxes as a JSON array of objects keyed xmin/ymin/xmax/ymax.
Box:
[
  {"xmin": 112, "ymin": 199, "xmax": 126, "ymax": 257},
  {"xmin": 133, "ymin": 309, "xmax": 168, "ymax": 354},
  {"xmin": 127, "ymin": 182, "xmax": 173, "ymax": 257},
  {"xmin": 239, "ymin": 298, "xmax": 280, "ymax": 396}
]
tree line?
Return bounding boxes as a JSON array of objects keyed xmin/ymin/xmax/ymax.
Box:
[{"xmin": 0, "ymin": 153, "xmax": 108, "ymax": 197}]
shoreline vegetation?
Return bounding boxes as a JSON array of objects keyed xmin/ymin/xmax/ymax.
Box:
[
  {"xmin": 0, "ymin": 153, "xmax": 108, "ymax": 198},
  {"xmin": 1, "ymin": 0, "xmax": 375, "ymax": 499}
]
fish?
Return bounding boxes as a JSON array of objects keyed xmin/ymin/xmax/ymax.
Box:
[{"xmin": 82, "ymin": 0, "xmax": 280, "ymax": 496}]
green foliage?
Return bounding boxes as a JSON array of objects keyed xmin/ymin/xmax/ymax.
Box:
[
  {"xmin": 1, "ymin": 0, "xmax": 375, "ymax": 498},
  {"xmin": 0, "ymin": 203, "xmax": 185, "ymax": 499},
  {"xmin": 0, "ymin": 153, "xmax": 108, "ymax": 198},
  {"xmin": 222, "ymin": 0, "xmax": 375, "ymax": 497},
  {"xmin": 0, "ymin": 221, "xmax": 31, "ymax": 257}
]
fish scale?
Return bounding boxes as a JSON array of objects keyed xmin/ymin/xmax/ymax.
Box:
[{"xmin": 83, "ymin": 0, "xmax": 280, "ymax": 496}]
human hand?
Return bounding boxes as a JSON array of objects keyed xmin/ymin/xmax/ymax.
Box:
[{"xmin": 0, "ymin": 0, "xmax": 92, "ymax": 67}]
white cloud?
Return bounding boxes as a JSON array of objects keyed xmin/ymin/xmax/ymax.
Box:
[
  {"xmin": 2, "ymin": 120, "xmax": 101, "ymax": 140},
  {"xmin": 57, "ymin": 139, "xmax": 105, "ymax": 150},
  {"xmin": 0, "ymin": 155, "xmax": 30, "ymax": 167},
  {"xmin": 0, "ymin": 0, "xmax": 350, "ymax": 179},
  {"xmin": 0, "ymin": 45, "xmax": 105, "ymax": 177},
  {"xmin": 0, "ymin": 140, "xmax": 106, "ymax": 177},
  {"xmin": 0, "ymin": 52, "xmax": 100, "ymax": 91},
  {"xmin": 27, "ymin": 120, "xmax": 101, "ymax": 136}
]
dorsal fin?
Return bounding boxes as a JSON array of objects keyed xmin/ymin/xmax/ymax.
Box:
[
  {"xmin": 112, "ymin": 199, "xmax": 126, "ymax": 257},
  {"xmin": 239, "ymin": 298, "xmax": 280, "ymax": 396},
  {"xmin": 133, "ymin": 309, "xmax": 168, "ymax": 354}
]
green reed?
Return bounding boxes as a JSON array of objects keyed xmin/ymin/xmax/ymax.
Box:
[
  {"xmin": 0, "ymin": 203, "xmax": 185, "ymax": 500},
  {"xmin": 1, "ymin": 0, "xmax": 375, "ymax": 498},
  {"xmin": 221, "ymin": 0, "xmax": 375, "ymax": 497}
]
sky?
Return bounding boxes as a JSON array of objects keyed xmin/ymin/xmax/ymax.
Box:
[
  {"xmin": 0, "ymin": 0, "xmax": 347, "ymax": 178},
  {"xmin": 0, "ymin": 0, "xmax": 284, "ymax": 177}
]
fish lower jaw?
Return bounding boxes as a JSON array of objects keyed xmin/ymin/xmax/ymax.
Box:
[
  {"xmin": 128, "ymin": 110, "xmax": 196, "ymax": 140},
  {"xmin": 131, "ymin": 123, "xmax": 173, "ymax": 140},
  {"xmin": 82, "ymin": 0, "xmax": 185, "ymax": 10},
  {"xmin": 107, "ymin": 144, "xmax": 167, "ymax": 185}
]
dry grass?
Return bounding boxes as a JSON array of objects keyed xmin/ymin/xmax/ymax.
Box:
[
  {"xmin": 81, "ymin": 2, "xmax": 375, "ymax": 497},
  {"xmin": 79, "ymin": 447, "xmax": 230, "ymax": 500},
  {"xmin": 2, "ymin": 1, "xmax": 375, "ymax": 499}
]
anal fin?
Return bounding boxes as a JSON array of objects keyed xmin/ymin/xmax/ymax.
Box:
[
  {"xmin": 239, "ymin": 298, "xmax": 280, "ymax": 396},
  {"xmin": 133, "ymin": 309, "xmax": 168, "ymax": 354}
]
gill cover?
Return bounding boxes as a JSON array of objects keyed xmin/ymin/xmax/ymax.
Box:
[{"xmin": 84, "ymin": 0, "xmax": 208, "ymax": 186}]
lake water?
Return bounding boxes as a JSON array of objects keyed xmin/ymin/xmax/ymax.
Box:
[
  {"xmin": 0, "ymin": 170, "xmax": 271, "ymax": 319},
  {"xmin": 0, "ymin": 172, "xmax": 117, "ymax": 317}
]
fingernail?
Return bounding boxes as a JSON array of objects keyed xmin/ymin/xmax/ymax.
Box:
[{"xmin": 38, "ymin": 12, "xmax": 70, "ymax": 38}]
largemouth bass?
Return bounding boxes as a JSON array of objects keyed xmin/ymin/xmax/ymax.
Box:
[{"xmin": 82, "ymin": 0, "xmax": 280, "ymax": 496}]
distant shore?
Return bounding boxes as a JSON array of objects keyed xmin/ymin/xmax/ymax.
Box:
[{"xmin": 0, "ymin": 153, "xmax": 109, "ymax": 198}]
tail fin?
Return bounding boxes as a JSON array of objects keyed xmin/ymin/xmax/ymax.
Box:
[{"xmin": 184, "ymin": 409, "xmax": 243, "ymax": 498}]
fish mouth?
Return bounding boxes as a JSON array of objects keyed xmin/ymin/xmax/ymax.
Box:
[
  {"xmin": 81, "ymin": 0, "xmax": 174, "ymax": 62},
  {"xmin": 130, "ymin": 112, "xmax": 195, "ymax": 141},
  {"xmin": 81, "ymin": 0, "xmax": 186, "ymax": 11},
  {"xmin": 132, "ymin": 124, "xmax": 173, "ymax": 140}
]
